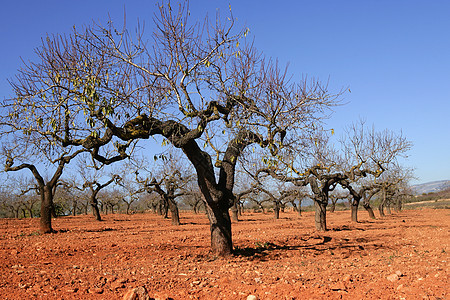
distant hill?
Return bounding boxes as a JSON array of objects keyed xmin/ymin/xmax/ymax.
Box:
[{"xmin": 411, "ymin": 180, "xmax": 450, "ymax": 195}]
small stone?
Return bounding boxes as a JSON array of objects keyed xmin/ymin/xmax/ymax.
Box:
[
  {"xmin": 18, "ymin": 283, "xmax": 30, "ymax": 289},
  {"xmin": 386, "ymin": 274, "xmax": 399, "ymax": 282},
  {"xmin": 254, "ymin": 277, "xmax": 261, "ymax": 283},
  {"xmin": 123, "ymin": 286, "xmax": 149, "ymax": 300},
  {"xmin": 330, "ymin": 282, "xmax": 346, "ymax": 291},
  {"xmin": 342, "ymin": 274, "xmax": 351, "ymax": 282},
  {"xmin": 117, "ymin": 278, "xmax": 128, "ymax": 284},
  {"xmin": 247, "ymin": 295, "xmax": 258, "ymax": 300},
  {"xmin": 111, "ymin": 281, "xmax": 125, "ymax": 290},
  {"xmin": 395, "ymin": 271, "xmax": 403, "ymax": 277},
  {"xmin": 66, "ymin": 288, "xmax": 78, "ymax": 293},
  {"xmin": 89, "ymin": 287, "xmax": 104, "ymax": 294}
]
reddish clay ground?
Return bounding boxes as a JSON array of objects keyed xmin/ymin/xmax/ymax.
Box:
[{"xmin": 0, "ymin": 208, "xmax": 448, "ymax": 299}]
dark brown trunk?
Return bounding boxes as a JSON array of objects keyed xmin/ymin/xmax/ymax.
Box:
[
  {"xmin": 162, "ymin": 199, "xmax": 169, "ymax": 218},
  {"xmin": 329, "ymin": 201, "xmax": 336, "ymax": 213},
  {"xmin": 297, "ymin": 200, "xmax": 302, "ymax": 216},
  {"xmin": 363, "ymin": 201, "xmax": 376, "ymax": 219},
  {"xmin": 273, "ymin": 201, "xmax": 280, "ymax": 219},
  {"xmin": 72, "ymin": 201, "xmax": 77, "ymax": 216},
  {"xmin": 231, "ymin": 202, "xmax": 239, "ymax": 222},
  {"xmin": 182, "ymin": 139, "xmax": 236, "ymax": 256},
  {"xmin": 168, "ymin": 198, "xmax": 180, "ymax": 225},
  {"xmin": 291, "ymin": 201, "xmax": 298, "ymax": 212},
  {"xmin": 378, "ymin": 203, "xmax": 385, "ymax": 217},
  {"xmin": 89, "ymin": 195, "xmax": 101, "ymax": 221},
  {"xmin": 51, "ymin": 204, "xmax": 57, "ymax": 218},
  {"xmin": 40, "ymin": 186, "xmax": 54, "ymax": 234},
  {"xmin": 205, "ymin": 203, "xmax": 232, "ymax": 256},
  {"xmin": 379, "ymin": 187, "xmax": 386, "ymax": 217},
  {"xmin": 395, "ymin": 197, "xmax": 402, "ymax": 212},
  {"xmin": 314, "ymin": 200, "xmax": 327, "ymax": 231},
  {"xmin": 157, "ymin": 201, "xmax": 163, "ymax": 215},
  {"xmin": 351, "ymin": 198, "xmax": 360, "ymax": 222}
]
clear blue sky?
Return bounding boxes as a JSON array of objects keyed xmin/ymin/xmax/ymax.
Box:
[{"xmin": 1, "ymin": 0, "xmax": 449, "ymax": 184}]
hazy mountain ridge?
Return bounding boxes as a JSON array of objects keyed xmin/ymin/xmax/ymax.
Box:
[{"xmin": 411, "ymin": 180, "xmax": 450, "ymax": 195}]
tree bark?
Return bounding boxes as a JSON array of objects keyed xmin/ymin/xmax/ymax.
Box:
[
  {"xmin": 27, "ymin": 207, "xmax": 34, "ymax": 218},
  {"xmin": 183, "ymin": 140, "xmax": 235, "ymax": 256},
  {"xmin": 297, "ymin": 200, "xmax": 302, "ymax": 216},
  {"xmin": 205, "ymin": 202, "xmax": 232, "ymax": 256},
  {"xmin": 362, "ymin": 201, "xmax": 376, "ymax": 219},
  {"xmin": 162, "ymin": 199, "xmax": 169, "ymax": 218},
  {"xmin": 395, "ymin": 197, "xmax": 402, "ymax": 212},
  {"xmin": 40, "ymin": 185, "xmax": 54, "ymax": 234},
  {"xmin": 351, "ymin": 198, "xmax": 360, "ymax": 222},
  {"xmin": 378, "ymin": 203, "xmax": 385, "ymax": 217},
  {"xmin": 273, "ymin": 201, "xmax": 280, "ymax": 219},
  {"xmin": 314, "ymin": 200, "xmax": 327, "ymax": 231},
  {"xmin": 329, "ymin": 201, "xmax": 336, "ymax": 213},
  {"xmin": 379, "ymin": 187, "xmax": 386, "ymax": 217},
  {"xmin": 90, "ymin": 196, "xmax": 102, "ymax": 221},
  {"xmin": 231, "ymin": 202, "xmax": 239, "ymax": 222},
  {"xmin": 168, "ymin": 198, "xmax": 180, "ymax": 225},
  {"xmin": 72, "ymin": 200, "xmax": 77, "ymax": 216}
]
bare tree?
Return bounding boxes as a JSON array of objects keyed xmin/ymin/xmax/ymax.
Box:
[
  {"xmin": 1, "ymin": 3, "xmax": 339, "ymax": 255},
  {"xmin": 181, "ymin": 190, "xmax": 205, "ymax": 214},
  {"xmin": 99, "ymin": 189, "xmax": 122, "ymax": 215},
  {"xmin": 337, "ymin": 121, "xmax": 411, "ymax": 222},
  {"xmin": 1, "ymin": 142, "xmax": 85, "ymax": 232},
  {"xmin": 257, "ymin": 121, "xmax": 411, "ymax": 230},
  {"xmin": 329, "ymin": 190, "xmax": 348, "ymax": 213},
  {"xmin": 135, "ymin": 153, "xmax": 195, "ymax": 225}
]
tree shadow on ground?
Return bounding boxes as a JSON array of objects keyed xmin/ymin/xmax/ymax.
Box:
[{"xmin": 233, "ymin": 234, "xmax": 390, "ymax": 260}]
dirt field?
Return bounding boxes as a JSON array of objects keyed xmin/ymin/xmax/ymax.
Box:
[{"xmin": 0, "ymin": 208, "xmax": 448, "ymax": 299}]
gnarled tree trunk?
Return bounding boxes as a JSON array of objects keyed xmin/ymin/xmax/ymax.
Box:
[
  {"xmin": 363, "ymin": 201, "xmax": 376, "ymax": 219},
  {"xmin": 204, "ymin": 201, "xmax": 232, "ymax": 256},
  {"xmin": 40, "ymin": 185, "xmax": 54, "ymax": 234},
  {"xmin": 168, "ymin": 198, "xmax": 180, "ymax": 225},
  {"xmin": 351, "ymin": 198, "xmax": 360, "ymax": 222},
  {"xmin": 90, "ymin": 196, "xmax": 102, "ymax": 221},
  {"xmin": 314, "ymin": 200, "xmax": 327, "ymax": 231}
]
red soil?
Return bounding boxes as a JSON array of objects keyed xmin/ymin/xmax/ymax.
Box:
[{"xmin": 0, "ymin": 208, "xmax": 448, "ymax": 299}]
